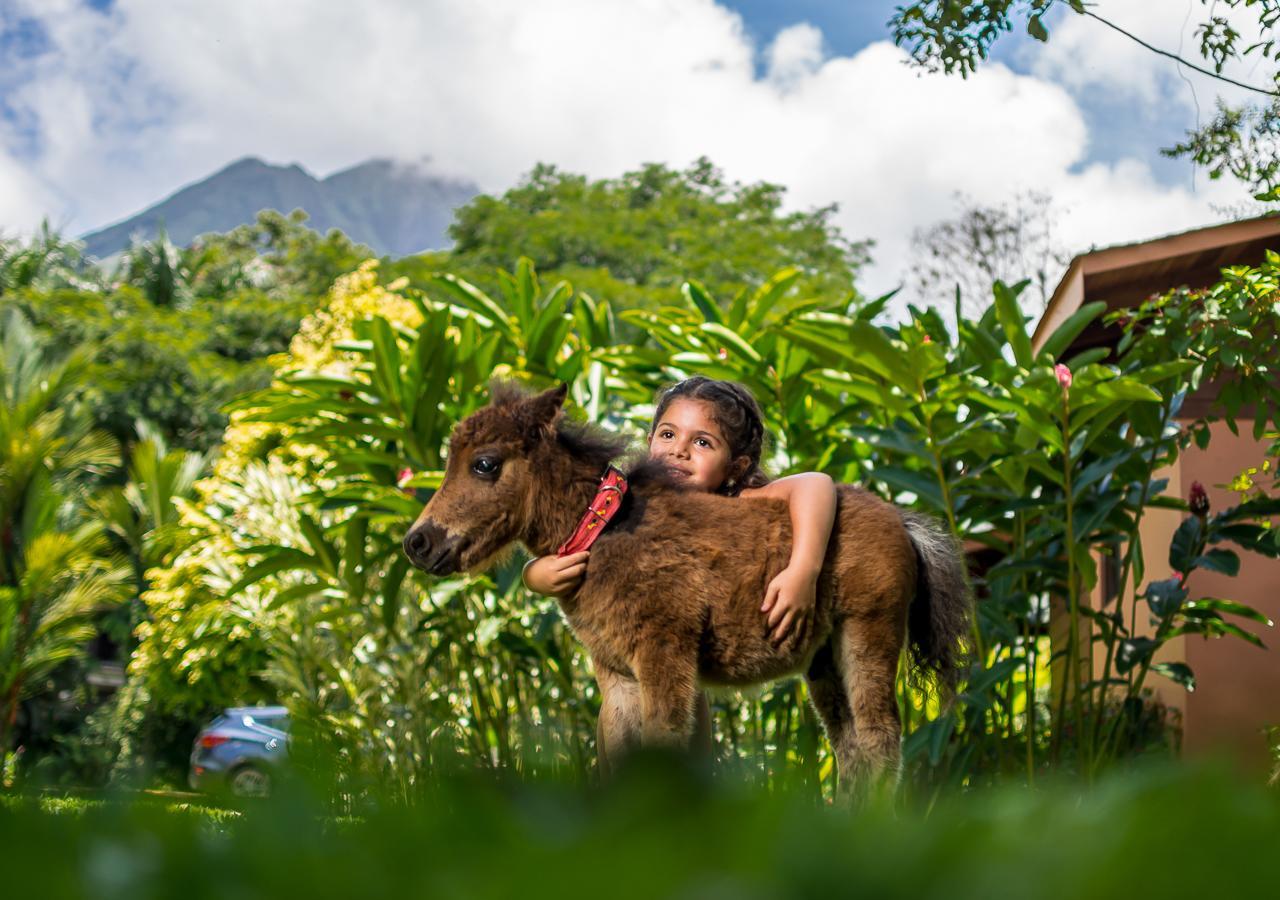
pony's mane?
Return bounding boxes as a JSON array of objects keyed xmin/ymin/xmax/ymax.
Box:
[
  {"xmin": 557, "ymin": 417, "xmax": 637, "ymax": 470},
  {"xmin": 622, "ymin": 455, "xmax": 685, "ymax": 490}
]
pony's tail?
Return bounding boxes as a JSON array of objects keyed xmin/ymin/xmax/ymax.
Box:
[{"xmin": 901, "ymin": 510, "xmax": 973, "ymax": 700}]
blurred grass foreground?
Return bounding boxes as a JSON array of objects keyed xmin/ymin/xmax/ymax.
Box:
[{"xmin": 2, "ymin": 755, "xmax": 1275, "ymax": 899}]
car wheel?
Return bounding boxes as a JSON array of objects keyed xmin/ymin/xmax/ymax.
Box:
[{"xmin": 229, "ymin": 765, "xmax": 272, "ymax": 798}]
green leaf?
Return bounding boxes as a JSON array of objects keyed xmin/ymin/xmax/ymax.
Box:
[
  {"xmin": 745, "ymin": 268, "xmax": 801, "ymax": 332},
  {"xmin": 962, "ymin": 657, "xmax": 1021, "ymax": 699},
  {"xmin": 1028, "ymin": 14, "xmax": 1049, "ymax": 42},
  {"xmin": 341, "ymin": 514, "xmax": 369, "ymax": 601},
  {"xmin": 1039, "ymin": 301, "xmax": 1105, "ymax": 361},
  {"xmin": 1084, "ymin": 379, "xmax": 1161, "ymax": 404},
  {"xmin": 926, "ymin": 712, "xmax": 956, "ymax": 765},
  {"xmin": 682, "ymin": 281, "xmax": 723, "ymax": 325},
  {"xmin": 1151, "ymin": 661, "xmax": 1195, "ymax": 692},
  {"xmin": 227, "ymin": 549, "xmax": 325, "ymax": 597},
  {"xmin": 514, "ymin": 257, "xmax": 539, "ymax": 326},
  {"xmin": 1116, "ymin": 637, "xmax": 1159, "ymax": 673},
  {"xmin": 1169, "ymin": 517, "xmax": 1202, "ymax": 571},
  {"xmin": 298, "ymin": 511, "xmax": 340, "ymax": 577},
  {"xmin": 1186, "ymin": 597, "xmax": 1274, "ymax": 627},
  {"xmin": 875, "ymin": 465, "xmax": 947, "ymax": 512},
  {"xmin": 429, "ymin": 273, "xmax": 515, "ymax": 337},
  {"xmin": 381, "ymin": 554, "xmax": 410, "ymax": 632},
  {"xmin": 698, "ymin": 322, "xmax": 762, "ymax": 364},
  {"xmin": 369, "ymin": 317, "xmax": 405, "ymax": 410},
  {"xmin": 1145, "ymin": 577, "xmax": 1187, "ymax": 618},
  {"xmin": 848, "ymin": 320, "xmax": 918, "ymax": 391},
  {"xmin": 1193, "ymin": 548, "xmax": 1240, "ymax": 577},
  {"xmin": 992, "ymin": 280, "xmax": 1034, "ymax": 368}
]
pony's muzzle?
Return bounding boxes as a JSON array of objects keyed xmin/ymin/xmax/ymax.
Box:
[{"xmin": 403, "ymin": 521, "xmax": 465, "ymax": 575}]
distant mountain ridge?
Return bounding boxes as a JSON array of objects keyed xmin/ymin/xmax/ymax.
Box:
[{"xmin": 80, "ymin": 156, "xmax": 481, "ymax": 259}]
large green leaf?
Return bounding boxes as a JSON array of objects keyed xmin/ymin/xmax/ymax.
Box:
[
  {"xmin": 992, "ymin": 280, "xmax": 1034, "ymax": 369},
  {"xmin": 1038, "ymin": 300, "xmax": 1106, "ymax": 361},
  {"xmin": 682, "ymin": 281, "xmax": 722, "ymax": 325}
]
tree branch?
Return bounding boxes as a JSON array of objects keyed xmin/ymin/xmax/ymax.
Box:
[{"xmin": 1082, "ymin": 9, "xmax": 1279, "ymax": 98}]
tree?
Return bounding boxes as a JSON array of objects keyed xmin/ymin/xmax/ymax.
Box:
[
  {"xmin": 0, "ymin": 309, "xmax": 128, "ymax": 757},
  {"xmin": 0, "ymin": 220, "xmax": 100, "ymax": 297},
  {"xmin": 907, "ymin": 191, "xmax": 1068, "ymax": 318},
  {"xmin": 418, "ymin": 158, "xmax": 870, "ymax": 317},
  {"xmin": 890, "ymin": 1, "xmax": 1280, "ymax": 197},
  {"xmin": 0, "ymin": 211, "xmax": 370, "ymax": 452},
  {"xmin": 92, "ymin": 420, "xmax": 210, "ymax": 652},
  {"xmin": 181, "ymin": 209, "xmax": 373, "ymax": 300}
]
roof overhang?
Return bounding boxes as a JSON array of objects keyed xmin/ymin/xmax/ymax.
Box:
[{"xmin": 1032, "ymin": 214, "xmax": 1280, "ymax": 355}]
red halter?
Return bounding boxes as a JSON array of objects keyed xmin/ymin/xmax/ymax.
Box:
[{"xmin": 556, "ymin": 465, "xmax": 629, "ymax": 556}]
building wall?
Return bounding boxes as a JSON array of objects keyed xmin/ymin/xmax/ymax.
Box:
[
  {"xmin": 1178, "ymin": 420, "xmax": 1280, "ymax": 769},
  {"xmin": 1085, "ymin": 420, "xmax": 1278, "ymax": 770}
]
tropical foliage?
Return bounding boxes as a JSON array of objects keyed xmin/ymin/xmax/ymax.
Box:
[
  {"xmin": 110, "ymin": 241, "xmax": 1280, "ymax": 799},
  {"xmin": 2, "ymin": 162, "xmax": 1277, "ymax": 801},
  {"xmin": 0, "ymin": 310, "xmax": 129, "ymax": 757}
]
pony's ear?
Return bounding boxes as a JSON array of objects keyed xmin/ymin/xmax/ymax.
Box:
[
  {"xmin": 522, "ymin": 383, "xmax": 568, "ymax": 442},
  {"xmin": 527, "ymin": 383, "xmax": 568, "ymax": 423}
]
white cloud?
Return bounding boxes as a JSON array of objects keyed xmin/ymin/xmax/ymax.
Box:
[
  {"xmin": 766, "ymin": 22, "xmax": 824, "ymax": 89},
  {"xmin": 0, "ymin": 0, "xmax": 1256, "ymax": 305},
  {"xmin": 0, "ymin": 149, "xmax": 57, "ymax": 233}
]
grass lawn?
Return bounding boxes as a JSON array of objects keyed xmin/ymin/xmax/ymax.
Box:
[{"xmin": 1, "ymin": 755, "xmax": 1275, "ymax": 899}]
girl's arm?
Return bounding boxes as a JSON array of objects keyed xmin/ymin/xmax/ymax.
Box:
[{"xmin": 738, "ymin": 473, "xmax": 837, "ymax": 644}]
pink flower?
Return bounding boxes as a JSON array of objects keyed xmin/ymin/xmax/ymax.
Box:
[
  {"xmin": 922, "ymin": 334, "xmax": 933, "ymax": 344},
  {"xmin": 1189, "ymin": 481, "xmax": 1210, "ymax": 517},
  {"xmin": 396, "ymin": 467, "xmax": 414, "ymax": 487},
  {"xmin": 1054, "ymin": 363, "xmax": 1072, "ymax": 392},
  {"xmin": 717, "ymin": 347, "xmax": 728, "ymax": 360}
]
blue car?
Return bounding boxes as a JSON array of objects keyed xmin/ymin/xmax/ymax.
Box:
[{"xmin": 188, "ymin": 706, "xmax": 290, "ymax": 797}]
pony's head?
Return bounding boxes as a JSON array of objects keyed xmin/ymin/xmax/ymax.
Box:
[{"xmin": 402, "ymin": 381, "xmax": 570, "ymax": 576}]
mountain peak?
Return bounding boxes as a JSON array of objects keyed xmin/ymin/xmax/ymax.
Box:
[{"xmin": 80, "ymin": 156, "xmax": 480, "ymax": 259}]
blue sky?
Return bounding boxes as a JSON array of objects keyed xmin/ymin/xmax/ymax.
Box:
[
  {"xmin": 723, "ymin": 0, "xmax": 1199, "ymax": 187},
  {"xmin": 0, "ymin": 0, "xmax": 1259, "ymax": 298}
]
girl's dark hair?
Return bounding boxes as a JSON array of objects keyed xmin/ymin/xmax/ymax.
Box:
[{"xmin": 649, "ymin": 375, "xmax": 771, "ymax": 495}]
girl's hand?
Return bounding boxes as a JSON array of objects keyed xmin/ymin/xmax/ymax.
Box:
[
  {"xmin": 523, "ymin": 552, "xmax": 590, "ymax": 598},
  {"xmin": 761, "ymin": 564, "xmax": 817, "ymax": 646}
]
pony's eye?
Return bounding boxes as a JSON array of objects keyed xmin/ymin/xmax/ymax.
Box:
[{"xmin": 471, "ymin": 457, "xmax": 500, "ymax": 478}]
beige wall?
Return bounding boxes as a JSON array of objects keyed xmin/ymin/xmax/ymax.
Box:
[
  {"xmin": 1177, "ymin": 420, "xmax": 1280, "ymax": 769},
  {"xmin": 1082, "ymin": 420, "xmax": 1278, "ymax": 770}
]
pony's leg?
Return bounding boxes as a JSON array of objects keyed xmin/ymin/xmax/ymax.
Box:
[
  {"xmin": 595, "ymin": 666, "xmax": 641, "ymax": 777},
  {"xmin": 803, "ymin": 637, "xmax": 857, "ymax": 795},
  {"xmin": 835, "ymin": 615, "xmax": 903, "ymax": 803},
  {"xmin": 634, "ymin": 645, "xmax": 699, "ymax": 749}
]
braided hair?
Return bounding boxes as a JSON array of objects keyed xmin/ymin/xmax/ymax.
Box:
[{"xmin": 649, "ymin": 375, "xmax": 772, "ymax": 496}]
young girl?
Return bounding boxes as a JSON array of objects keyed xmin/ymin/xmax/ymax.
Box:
[{"xmin": 522, "ymin": 376, "xmax": 838, "ymax": 749}]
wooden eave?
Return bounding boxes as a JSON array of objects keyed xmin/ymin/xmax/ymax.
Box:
[{"xmin": 1032, "ymin": 214, "xmax": 1280, "ymax": 357}]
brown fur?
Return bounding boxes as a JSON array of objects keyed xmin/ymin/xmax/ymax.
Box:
[{"xmin": 403, "ymin": 383, "xmax": 971, "ymax": 802}]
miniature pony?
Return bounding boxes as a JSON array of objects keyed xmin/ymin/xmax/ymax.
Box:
[{"xmin": 403, "ymin": 383, "xmax": 971, "ymax": 801}]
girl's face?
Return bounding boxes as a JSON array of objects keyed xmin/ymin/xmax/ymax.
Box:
[{"xmin": 648, "ymin": 398, "xmax": 737, "ymax": 492}]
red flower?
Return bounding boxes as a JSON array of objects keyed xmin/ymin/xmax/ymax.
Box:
[
  {"xmin": 1189, "ymin": 481, "xmax": 1210, "ymax": 517},
  {"xmin": 717, "ymin": 347, "xmax": 728, "ymax": 360},
  {"xmin": 1054, "ymin": 363, "xmax": 1072, "ymax": 392},
  {"xmin": 922, "ymin": 334, "xmax": 933, "ymax": 344}
]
